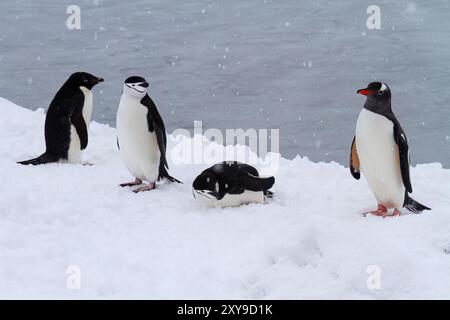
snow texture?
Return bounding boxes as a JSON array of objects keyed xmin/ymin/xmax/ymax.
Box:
[{"xmin": 1, "ymin": 97, "xmax": 450, "ymax": 299}]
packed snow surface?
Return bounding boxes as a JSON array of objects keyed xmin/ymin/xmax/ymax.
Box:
[{"xmin": 1, "ymin": 97, "xmax": 449, "ymax": 299}]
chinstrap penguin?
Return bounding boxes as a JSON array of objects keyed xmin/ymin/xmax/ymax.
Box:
[
  {"xmin": 116, "ymin": 76, "xmax": 181, "ymax": 193},
  {"xmin": 350, "ymin": 81, "xmax": 430, "ymax": 217},
  {"xmin": 192, "ymin": 161, "xmax": 275, "ymax": 207},
  {"xmin": 18, "ymin": 72, "xmax": 103, "ymax": 165}
]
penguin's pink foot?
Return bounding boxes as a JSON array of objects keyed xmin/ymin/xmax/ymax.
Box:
[
  {"xmin": 391, "ymin": 208, "xmax": 401, "ymax": 217},
  {"xmin": 379, "ymin": 208, "xmax": 401, "ymax": 218},
  {"xmin": 133, "ymin": 182, "xmax": 156, "ymax": 193},
  {"xmin": 364, "ymin": 204, "xmax": 388, "ymax": 217},
  {"xmin": 120, "ymin": 178, "xmax": 142, "ymax": 187}
]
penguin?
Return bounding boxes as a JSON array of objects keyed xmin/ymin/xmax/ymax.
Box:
[
  {"xmin": 18, "ymin": 72, "xmax": 104, "ymax": 165},
  {"xmin": 192, "ymin": 161, "xmax": 275, "ymax": 207},
  {"xmin": 349, "ymin": 81, "xmax": 430, "ymax": 217},
  {"xmin": 116, "ymin": 76, "xmax": 181, "ymax": 193}
]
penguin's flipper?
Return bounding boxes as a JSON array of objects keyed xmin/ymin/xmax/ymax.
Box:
[
  {"xmin": 17, "ymin": 153, "xmax": 58, "ymax": 166},
  {"xmin": 349, "ymin": 136, "xmax": 360, "ymax": 180},
  {"xmin": 142, "ymin": 94, "xmax": 169, "ymax": 169},
  {"xmin": 155, "ymin": 123, "xmax": 168, "ymax": 169},
  {"xmin": 392, "ymin": 119, "xmax": 412, "ymax": 193},
  {"xmin": 141, "ymin": 94, "xmax": 181, "ymax": 184},
  {"xmin": 238, "ymin": 173, "xmax": 275, "ymax": 192},
  {"xmin": 71, "ymin": 113, "xmax": 88, "ymax": 150}
]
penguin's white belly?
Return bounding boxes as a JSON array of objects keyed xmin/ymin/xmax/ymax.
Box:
[
  {"xmin": 68, "ymin": 125, "xmax": 82, "ymax": 163},
  {"xmin": 195, "ymin": 190, "xmax": 264, "ymax": 208},
  {"xmin": 356, "ymin": 109, "xmax": 405, "ymax": 208},
  {"xmin": 80, "ymin": 87, "xmax": 93, "ymax": 125},
  {"xmin": 117, "ymin": 97, "xmax": 160, "ymax": 182},
  {"xmin": 67, "ymin": 88, "xmax": 93, "ymax": 163}
]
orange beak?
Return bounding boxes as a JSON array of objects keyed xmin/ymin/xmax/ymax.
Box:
[{"xmin": 357, "ymin": 88, "xmax": 371, "ymax": 95}]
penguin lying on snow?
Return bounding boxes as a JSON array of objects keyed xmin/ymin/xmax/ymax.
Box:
[
  {"xmin": 18, "ymin": 72, "xmax": 104, "ymax": 165},
  {"xmin": 350, "ymin": 82, "xmax": 430, "ymax": 217},
  {"xmin": 116, "ymin": 76, "xmax": 181, "ymax": 193},
  {"xmin": 192, "ymin": 161, "xmax": 275, "ymax": 207}
]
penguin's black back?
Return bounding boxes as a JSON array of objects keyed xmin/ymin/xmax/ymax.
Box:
[
  {"xmin": 44, "ymin": 82, "xmax": 84, "ymax": 159},
  {"xmin": 194, "ymin": 161, "xmax": 275, "ymax": 198},
  {"xmin": 211, "ymin": 161, "xmax": 259, "ymax": 177}
]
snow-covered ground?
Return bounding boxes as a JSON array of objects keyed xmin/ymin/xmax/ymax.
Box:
[{"xmin": 0, "ymin": 96, "xmax": 449, "ymax": 299}]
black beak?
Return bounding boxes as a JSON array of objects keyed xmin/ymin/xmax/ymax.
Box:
[
  {"xmin": 97, "ymin": 77, "xmax": 104, "ymax": 83},
  {"xmin": 139, "ymin": 82, "xmax": 149, "ymax": 88}
]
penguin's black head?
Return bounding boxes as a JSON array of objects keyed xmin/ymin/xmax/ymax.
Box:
[
  {"xmin": 192, "ymin": 172, "xmax": 220, "ymax": 199},
  {"xmin": 357, "ymin": 82, "xmax": 392, "ymax": 114},
  {"xmin": 357, "ymin": 82, "xmax": 391, "ymax": 102},
  {"xmin": 68, "ymin": 72, "xmax": 104, "ymax": 90},
  {"xmin": 123, "ymin": 76, "xmax": 149, "ymax": 98}
]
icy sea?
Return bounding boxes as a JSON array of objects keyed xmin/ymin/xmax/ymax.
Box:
[{"xmin": 0, "ymin": 0, "xmax": 449, "ymax": 166}]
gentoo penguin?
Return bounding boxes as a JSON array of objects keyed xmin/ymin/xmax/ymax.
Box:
[
  {"xmin": 192, "ymin": 161, "xmax": 275, "ymax": 207},
  {"xmin": 18, "ymin": 72, "xmax": 104, "ymax": 165},
  {"xmin": 350, "ymin": 81, "xmax": 430, "ymax": 217},
  {"xmin": 116, "ymin": 76, "xmax": 181, "ymax": 193}
]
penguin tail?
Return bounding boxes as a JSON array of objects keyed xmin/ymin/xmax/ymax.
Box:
[
  {"xmin": 158, "ymin": 165, "xmax": 183, "ymax": 184},
  {"xmin": 162, "ymin": 174, "xmax": 183, "ymax": 184},
  {"xmin": 17, "ymin": 153, "xmax": 57, "ymax": 166},
  {"xmin": 404, "ymin": 195, "xmax": 431, "ymax": 214}
]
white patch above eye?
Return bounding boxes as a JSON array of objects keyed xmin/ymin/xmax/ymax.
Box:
[
  {"xmin": 225, "ymin": 183, "xmax": 228, "ymax": 189},
  {"xmin": 378, "ymin": 83, "xmax": 387, "ymax": 95},
  {"xmin": 206, "ymin": 177, "xmax": 210, "ymax": 183}
]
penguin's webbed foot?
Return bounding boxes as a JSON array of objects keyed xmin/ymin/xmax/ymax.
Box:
[
  {"xmin": 363, "ymin": 205, "xmax": 401, "ymax": 218},
  {"xmin": 363, "ymin": 204, "xmax": 388, "ymax": 217},
  {"xmin": 120, "ymin": 178, "xmax": 142, "ymax": 187},
  {"xmin": 391, "ymin": 208, "xmax": 401, "ymax": 217},
  {"xmin": 133, "ymin": 182, "xmax": 156, "ymax": 193}
]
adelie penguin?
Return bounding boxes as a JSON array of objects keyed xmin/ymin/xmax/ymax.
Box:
[
  {"xmin": 192, "ymin": 161, "xmax": 275, "ymax": 207},
  {"xmin": 116, "ymin": 76, "xmax": 181, "ymax": 193},
  {"xmin": 349, "ymin": 82, "xmax": 430, "ymax": 217},
  {"xmin": 18, "ymin": 72, "xmax": 104, "ymax": 165}
]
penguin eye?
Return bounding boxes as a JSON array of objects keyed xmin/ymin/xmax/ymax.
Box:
[{"xmin": 378, "ymin": 90, "xmax": 384, "ymax": 95}]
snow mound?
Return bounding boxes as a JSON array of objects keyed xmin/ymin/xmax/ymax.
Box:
[{"xmin": 0, "ymin": 97, "xmax": 449, "ymax": 299}]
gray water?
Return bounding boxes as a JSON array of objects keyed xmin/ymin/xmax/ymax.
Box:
[{"xmin": 1, "ymin": 0, "xmax": 449, "ymax": 166}]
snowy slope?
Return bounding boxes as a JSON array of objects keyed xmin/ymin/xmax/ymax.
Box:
[{"xmin": 0, "ymin": 96, "xmax": 449, "ymax": 299}]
